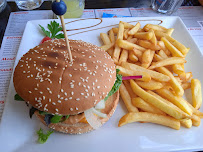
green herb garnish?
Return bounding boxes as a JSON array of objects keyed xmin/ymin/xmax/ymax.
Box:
[
  {"xmin": 14, "ymin": 94, "xmax": 24, "ymax": 101},
  {"xmin": 50, "ymin": 115, "xmax": 63, "ymax": 123},
  {"xmin": 104, "ymin": 69, "xmax": 122, "ymax": 101},
  {"xmin": 37, "ymin": 128, "xmax": 53, "ymax": 144},
  {"xmin": 39, "ymin": 21, "xmax": 64, "ymax": 39}
]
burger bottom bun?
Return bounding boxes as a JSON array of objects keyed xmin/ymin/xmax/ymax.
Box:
[{"xmin": 35, "ymin": 91, "xmax": 119, "ymax": 134}]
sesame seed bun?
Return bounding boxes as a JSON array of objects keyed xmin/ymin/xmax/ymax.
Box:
[
  {"xmin": 13, "ymin": 39, "xmax": 116, "ymax": 115},
  {"xmin": 35, "ymin": 91, "xmax": 119, "ymax": 134}
]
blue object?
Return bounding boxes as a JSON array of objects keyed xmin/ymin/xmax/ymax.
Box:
[
  {"xmin": 102, "ymin": 13, "xmax": 130, "ymax": 18},
  {"xmin": 52, "ymin": 0, "xmax": 67, "ymax": 16}
]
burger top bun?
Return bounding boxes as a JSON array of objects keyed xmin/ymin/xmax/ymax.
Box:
[{"xmin": 13, "ymin": 39, "xmax": 116, "ymax": 115}]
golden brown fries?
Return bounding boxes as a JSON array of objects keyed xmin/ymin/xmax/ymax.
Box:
[
  {"xmin": 191, "ymin": 79, "xmax": 202, "ymax": 109},
  {"xmin": 134, "ymin": 31, "xmax": 153, "ymax": 40},
  {"xmin": 156, "ymin": 67, "xmax": 184, "ymax": 97},
  {"xmin": 120, "ymin": 21, "xmax": 134, "ymax": 29},
  {"xmin": 108, "ymin": 29, "xmax": 115, "ymax": 43},
  {"xmin": 138, "ymin": 40, "xmax": 161, "ymax": 50},
  {"xmin": 132, "ymin": 97, "xmax": 166, "ymax": 115},
  {"xmin": 191, "ymin": 114, "xmax": 201, "ymax": 127},
  {"xmin": 113, "ymin": 22, "xmax": 124, "ymax": 63},
  {"xmin": 128, "ymin": 22, "xmax": 141, "ymax": 35},
  {"xmin": 130, "ymin": 80, "xmax": 188, "ymax": 119},
  {"xmin": 123, "ymin": 80, "xmax": 137, "ymax": 98},
  {"xmin": 155, "ymin": 88, "xmax": 192, "ymax": 115},
  {"xmin": 129, "ymin": 51, "xmax": 138, "ymax": 62},
  {"xmin": 154, "ymin": 30, "xmax": 189, "ymax": 55},
  {"xmin": 116, "ymin": 66, "xmax": 151, "ymax": 82},
  {"xmin": 119, "ymin": 83, "xmax": 139, "ymax": 112},
  {"xmin": 121, "ymin": 62, "xmax": 170, "ymax": 82},
  {"xmin": 148, "ymin": 57, "xmax": 186, "ymax": 70},
  {"xmin": 136, "ymin": 79, "xmax": 163, "ymax": 90},
  {"xmin": 100, "ymin": 43, "xmax": 114, "ymax": 51},
  {"xmin": 118, "ymin": 49, "xmax": 128, "ymax": 65},
  {"xmin": 117, "ymin": 39, "xmax": 145, "ymax": 51},
  {"xmin": 180, "ymin": 118, "xmax": 192, "ymax": 128},
  {"xmin": 182, "ymin": 82, "xmax": 191, "ymax": 90},
  {"xmin": 100, "ymin": 21, "xmax": 202, "ymax": 130},
  {"xmin": 118, "ymin": 112, "xmax": 180, "ymax": 130},
  {"xmin": 161, "ymin": 37, "xmax": 184, "ymax": 57}
]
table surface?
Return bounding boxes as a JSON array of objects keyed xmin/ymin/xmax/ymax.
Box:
[{"xmin": 0, "ymin": 0, "xmax": 202, "ymax": 47}]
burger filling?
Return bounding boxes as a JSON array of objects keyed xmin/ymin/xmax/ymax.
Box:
[{"xmin": 15, "ymin": 69, "xmax": 122, "ymax": 127}]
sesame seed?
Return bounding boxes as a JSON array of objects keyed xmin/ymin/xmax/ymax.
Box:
[
  {"xmin": 58, "ymin": 100, "xmax": 61, "ymax": 103},
  {"xmin": 28, "ymin": 91, "xmax": 32, "ymax": 93},
  {"xmin": 76, "ymin": 98, "xmax": 80, "ymax": 101}
]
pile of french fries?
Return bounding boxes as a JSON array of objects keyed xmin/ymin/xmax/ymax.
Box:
[{"xmin": 100, "ymin": 21, "xmax": 202, "ymax": 130}]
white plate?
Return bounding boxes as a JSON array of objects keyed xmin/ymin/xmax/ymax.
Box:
[{"xmin": 0, "ymin": 17, "xmax": 203, "ymax": 152}]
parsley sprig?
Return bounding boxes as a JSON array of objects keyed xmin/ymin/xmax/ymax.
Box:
[
  {"xmin": 37, "ymin": 128, "xmax": 53, "ymax": 144},
  {"xmin": 39, "ymin": 21, "xmax": 64, "ymax": 39}
]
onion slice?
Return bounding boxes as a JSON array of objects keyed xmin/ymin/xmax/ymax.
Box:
[
  {"xmin": 122, "ymin": 75, "xmax": 142, "ymax": 80},
  {"xmin": 84, "ymin": 108, "xmax": 103, "ymax": 129},
  {"xmin": 95, "ymin": 99, "xmax": 105, "ymax": 110},
  {"xmin": 92, "ymin": 108, "xmax": 107, "ymax": 118}
]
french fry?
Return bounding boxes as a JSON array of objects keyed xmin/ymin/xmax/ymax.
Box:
[
  {"xmin": 100, "ymin": 33, "xmax": 114, "ymax": 57},
  {"xmin": 148, "ymin": 57, "xmax": 186, "ymax": 70},
  {"xmin": 181, "ymin": 82, "xmax": 191, "ymax": 90},
  {"xmin": 117, "ymin": 39, "xmax": 145, "ymax": 51},
  {"xmin": 161, "ymin": 37, "xmax": 184, "ymax": 57},
  {"xmin": 119, "ymin": 83, "xmax": 139, "ymax": 112},
  {"xmin": 179, "ymin": 72, "xmax": 193, "ymax": 82},
  {"xmin": 156, "ymin": 67, "xmax": 184, "ymax": 97},
  {"xmin": 118, "ymin": 49, "xmax": 128, "ymax": 65},
  {"xmin": 138, "ymin": 40, "xmax": 161, "ymax": 50},
  {"xmin": 153, "ymin": 54, "xmax": 164, "ymax": 62},
  {"xmin": 141, "ymin": 50, "xmax": 155, "ymax": 68},
  {"xmin": 180, "ymin": 118, "xmax": 192, "ymax": 128},
  {"xmin": 113, "ymin": 23, "xmax": 125, "ymax": 63},
  {"xmin": 158, "ymin": 50, "xmax": 168, "ymax": 59},
  {"xmin": 123, "ymin": 80, "xmax": 137, "ymax": 98},
  {"xmin": 128, "ymin": 22, "xmax": 141, "ymax": 35},
  {"xmin": 127, "ymin": 38, "xmax": 137, "ymax": 44},
  {"xmin": 144, "ymin": 24, "xmax": 168, "ymax": 33},
  {"xmin": 136, "ymin": 79, "xmax": 163, "ymax": 90},
  {"xmin": 154, "ymin": 30, "xmax": 188, "ymax": 55},
  {"xmin": 132, "ymin": 48, "xmax": 143, "ymax": 61},
  {"xmin": 130, "ymin": 80, "xmax": 188, "ymax": 119},
  {"xmin": 186, "ymin": 102, "xmax": 203, "ymax": 118},
  {"xmin": 141, "ymin": 49, "xmax": 151, "ymax": 64},
  {"xmin": 191, "ymin": 114, "xmax": 201, "ymax": 127},
  {"xmin": 100, "ymin": 43, "xmax": 114, "ymax": 51},
  {"xmin": 112, "ymin": 28, "xmax": 118, "ymax": 34},
  {"xmin": 172, "ymin": 64, "xmax": 184, "ymax": 75},
  {"xmin": 100, "ymin": 33, "xmax": 111, "ymax": 44},
  {"xmin": 134, "ymin": 31, "xmax": 153, "ymax": 40},
  {"xmin": 191, "ymin": 79, "xmax": 202, "ymax": 109},
  {"xmin": 118, "ymin": 112, "xmax": 180, "ymax": 130},
  {"xmin": 120, "ymin": 21, "xmax": 134, "ymax": 29},
  {"xmin": 155, "ymin": 88, "xmax": 193, "ymax": 115},
  {"xmin": 149, "ymin": 29, "xmax": 157, "ymax": 45},
  {"xmin": 132, "ymin": 97, "xmax": 166, "ymax": 115},
  {"xmin": 157, "ymin": 41, "xmax": 171, "ymax": 56},
  {"xmin": 147, "ymin": 90, "xmax": 190, "ymax": 117},
  {"xmin": 166, "ymin": 28, "xmax": 174, "ymax": 36},
  {"xmin": 121, "ymin": 62, "xmax": 170, "ymax": 82},
  {"xmin": 129, "ymin": 51, "xmax": 138, "ymax": 62},
  {"xmin": 123, "ymin": 29, "xmax": 130, "ymax": 40},
  {"xmin": 108, "ymin": 29, "xmax": 115, "ymax": 43},
  {"xmin": 116, "ymin": 66, "xmax": 151, "ymax": 82}
]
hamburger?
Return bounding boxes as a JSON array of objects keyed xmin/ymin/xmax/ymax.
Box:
[{"xmin": 13, "ymin": 39, "xmax": 122, "ymax": 134}]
